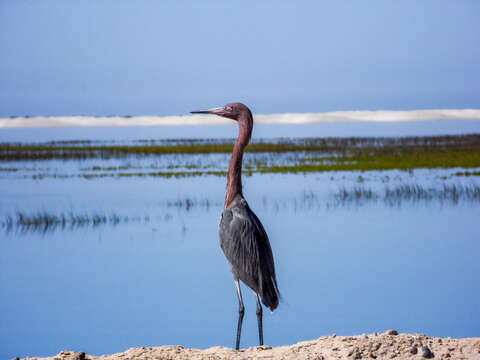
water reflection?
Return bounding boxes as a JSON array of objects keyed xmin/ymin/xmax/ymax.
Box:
[
  {"xmin": 1, "ymin": 212, "xmax": 147, "ymax": 235},
  {"xmin": 331, "ymin": 183, "xmax": 480, "ymax": 208},
  {"xmin": 3, "ymin": 183, "xmax": 479, "ymax": 235},
  {"xmin": 1, "ymin": 135, "xmax": 479, "ymax": 359}
]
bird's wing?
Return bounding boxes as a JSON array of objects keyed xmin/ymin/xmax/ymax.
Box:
[{"xmin": 219, "ymin": 198, "xmax": 279, "ymax": 310}]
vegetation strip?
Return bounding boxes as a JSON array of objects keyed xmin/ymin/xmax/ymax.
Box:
[
  {"xmin": 1, "ymin": 134, "xmax": 479, "ymax": 174},
  {"xmin": 1, "ymin": 134, "xmax": 479, "ymax": 159},
  {"xmin": 333, "ymin": 184, "xmax": 480, "ymax": 203},
  {"xmin": 256, "ymin": 149, "xmax": 480, "ymax": 173}
]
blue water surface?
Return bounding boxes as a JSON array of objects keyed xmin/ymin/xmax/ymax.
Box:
[{"xmin": 1, "ymin": 123, "xmax": 479, "ymax": 359}]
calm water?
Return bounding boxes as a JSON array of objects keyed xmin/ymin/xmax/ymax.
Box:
[
  {"xmin": 3, "ymin": 119, "xmax": 480, "ymax": 142},
  {"xmin": 1, "ymin": 123, "xmax": 480, "ymax": 359}
]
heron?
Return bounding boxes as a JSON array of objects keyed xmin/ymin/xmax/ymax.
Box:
[{"xmin": 191, "ymin": 103, "xmax": 280, "ymax": 350}]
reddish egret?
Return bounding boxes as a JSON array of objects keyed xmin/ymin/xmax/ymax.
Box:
[{"xmin": 191, "ymin": 103, "xmax": 280, "ymax": 350}]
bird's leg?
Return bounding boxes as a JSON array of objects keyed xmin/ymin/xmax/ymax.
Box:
[
  {"xmin": 256, "ymin": 293, "xmax": 263, "ymax": 346},
  {"xmin": 234, "ymin": 280, "xmax": 245, "ymax": 351}
]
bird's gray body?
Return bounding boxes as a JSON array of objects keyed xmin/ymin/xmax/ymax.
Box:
[{"xmin": 219, "ymin": 194, "xmax": 279, "ymax": 311}]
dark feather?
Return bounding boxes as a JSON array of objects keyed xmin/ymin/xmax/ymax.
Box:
[{"xmin": 219, "ymin": 195, "xmax": 280, "ymax": 310}]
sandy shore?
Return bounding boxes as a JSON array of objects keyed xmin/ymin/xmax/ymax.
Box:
[
  {"xmin": 2, "ymin": 109, "xmax": 480, "ymax": 128},
  {"xmin": 22, "ymin": 332, "xmax": 480, "ymax": 360}
]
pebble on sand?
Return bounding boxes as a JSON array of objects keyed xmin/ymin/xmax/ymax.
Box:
[
  {"xmin": 385, "ymin": 329, "xmax": 398, "ymax": 335},
  {"xmin": 421, "ymin": 345, "xmax": 434, "ymax": 358},
  {"xmin": 408, "ymin": 345, "xmax": 418, "ymax": 354}
]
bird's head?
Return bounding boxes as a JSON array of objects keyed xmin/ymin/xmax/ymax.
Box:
[{"xmin": 191, "ymin": 102, "xmax": 252, "ymax": 122}]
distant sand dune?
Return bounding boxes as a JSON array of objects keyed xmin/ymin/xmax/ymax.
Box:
[{"xmin": 1, "ymin": 109, "xmax": 480, "ymax": 128}]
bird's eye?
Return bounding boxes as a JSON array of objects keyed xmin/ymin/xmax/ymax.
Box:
[{"xmin": 225, "ymin": 106, "xmax": 233, "ymax": 112}]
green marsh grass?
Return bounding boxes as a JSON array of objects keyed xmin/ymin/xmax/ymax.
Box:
[
  {"xmin": 0, "ymin": 167, "xmax": 18, "ymax": 172},
  {"xmin": 2, "ymin": 134, "xmax": 480, "ymax": 176},
  {"xmin": 2, "ymin": 134, "xmax": 478, "ymax": 157},
  {"xmin": 454, "ymin": 170, "xmax": 480, "ymax": 176}
]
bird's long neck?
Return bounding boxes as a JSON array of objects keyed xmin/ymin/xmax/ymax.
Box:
[{"xmin": 225, "ymin": 112, "xmax": 253, "ymax": 208}]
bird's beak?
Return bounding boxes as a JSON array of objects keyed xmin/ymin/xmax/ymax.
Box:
[{"xmin": 190, "ymin": 107, "xmax": 225, "ymax": 116}]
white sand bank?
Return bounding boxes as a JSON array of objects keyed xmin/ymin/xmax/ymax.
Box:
[{"xmin": 2, "ymin": 109, "xmax": 480, "ymax": 128}]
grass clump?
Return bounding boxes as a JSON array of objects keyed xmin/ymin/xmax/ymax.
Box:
[
  {"xmin": 1, "ymin": 211, "xmax": 124, "ymax": 234},
  {"xmin": 257, "ymin": 149, "xmax": 480, "ymax": 173},
  {"xmin": 0, "ymin": 167, "xmax": 18, "ymax": 172},
  {"xmin": 332, "ymin": 183, "xmax": 480, "ymax": 207},
  {"xmin": 454, "ymin": 170, "xmax": 480, "ymax": 176}
]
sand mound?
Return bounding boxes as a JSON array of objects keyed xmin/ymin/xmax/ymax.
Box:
[{"xmin": 22, "ymin": 332, "xmax": 480, "ymax": 360}]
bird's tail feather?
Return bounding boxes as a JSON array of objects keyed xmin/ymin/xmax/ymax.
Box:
[{"xmin": 261, "ymin": 276, "xmax": 280, "ymax": 311}]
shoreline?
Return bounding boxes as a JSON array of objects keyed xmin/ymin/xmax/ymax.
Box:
[
  {"xmin": 2, "ymin": 109, "xmax": 480, "ymax": 128},
  {"xmin": 21, "ymin": 332, "xmax": 480, "ymax": 360}
]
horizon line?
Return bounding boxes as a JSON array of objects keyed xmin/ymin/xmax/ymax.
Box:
[{"xmin": 1, "ymin": 108, "xmax": 480, "ymax": 128}]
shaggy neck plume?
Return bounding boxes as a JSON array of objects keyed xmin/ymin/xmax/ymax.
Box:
[{"xmin": 225, "ymin": 112, "xmax": 253, "ymax": 208}]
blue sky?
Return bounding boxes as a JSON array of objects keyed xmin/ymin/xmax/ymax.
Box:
[{"xmin": 0, "ymin": 0, "xmax": 479, "ymax": 116}]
